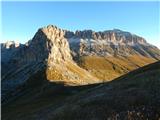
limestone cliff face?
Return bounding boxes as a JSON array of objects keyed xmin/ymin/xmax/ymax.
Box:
[
  {"xmin": 66, "ymin": 29, "xmax": 160, "ymax": 59},
  {"xmin": 4, "ymin": 25, "xmax": 72, "ymax": 66},
  {"xmin": 66, "ymin": 29, "xmax": 147, "ymax": 44},
  {"xmin": 27, "ymin": 25, "xmax": 73, "ymax": 67},
  {"xmin": 41, "ymin": 25, "xmax": 72, "ymax": 66}
]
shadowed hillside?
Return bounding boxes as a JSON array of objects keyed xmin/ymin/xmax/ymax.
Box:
[{"xmin": 2, "ymin": 61, "xmax": 160, "ymax": 120}]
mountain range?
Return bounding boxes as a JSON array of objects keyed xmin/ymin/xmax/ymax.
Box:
[{"xmin": 1, "ymin": 25, "xmax": 160, "ymax": 120}]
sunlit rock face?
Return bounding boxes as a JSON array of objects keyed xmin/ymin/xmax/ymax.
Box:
[
  {"xmin": 40, "ymin": 25, "xmax": 73, "ymax": 66},
  {"xmin": 66, "ymin": 29, "xmax": 160, "ymax": 59}
]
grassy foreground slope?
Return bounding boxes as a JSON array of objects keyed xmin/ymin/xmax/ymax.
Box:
[
  {"xmin": 49, "ymin": 60, "xmax": 160, "ymax": 120},
  {"xmin": 2, "ymin": 61, "xmax": 160, "ymax": 120}
]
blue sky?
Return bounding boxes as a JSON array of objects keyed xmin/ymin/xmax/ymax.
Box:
[{"xmin": 1, "ymin": 1, "xmax": 160, "ymax": 48}]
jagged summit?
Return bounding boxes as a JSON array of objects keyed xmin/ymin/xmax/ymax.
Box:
[
  {"xmin": 1, "ymin": 25, "xmax": 160, "ymax": 59},
  {"xmin": 70, "ymin": 29, "xmax": 147, "ymax": 45},
  {"xmin": 36, "ymin": 25, "xmax": 147, "ymax": 45},
  {"xmin": 29, "ymin": 24, "xmax": 73, "ymax": 65},
  {"xmin": 2, "ymin": 24, "xmax": 160, "ymax": 62}
]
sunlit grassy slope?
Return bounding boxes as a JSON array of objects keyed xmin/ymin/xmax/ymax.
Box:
[
  {"xmin": 79, "ymin": 55, "xmax": 156, "ymax": 81},
  {"xmin": 46, "ymin": 61, "xmax": 101, "ymax": 86}
]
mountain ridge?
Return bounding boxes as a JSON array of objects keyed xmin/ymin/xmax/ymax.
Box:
[
  {"xmin": 2, "ymin": 25, "xmax": 160, "ymax": 59},
  {"xmin": 1, "ymin": 25, "xmax": 160, "ymax": 104},
  {"xmin": 2, "ymin": 25, "xmax": 157, "ymax": 49}
]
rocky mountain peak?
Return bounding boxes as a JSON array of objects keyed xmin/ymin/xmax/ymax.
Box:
[
  {"xmin": 1, "ymin": 41, "xmax": 21, "ymax": 49},
  {"xmin": 1, "ymin": 25, "xmax": 158, "ymax": 63},
  {"xmin": 75, "ymin": 30, "xmax": 95, "ymax": 39},
  {"xmin": 28, "ymin": 25, "xmax": 73, "ymax": 66},
  {"xmin": 103, "ymin": 29, "xmax": 147, "ymax": 44},
  {"xmin": 73, "ymin": 29, "xmax": 147, "ymax": 44},
  {"xmin": 1, "ymin": 25, "xmax": 73, "ymax": 66}
]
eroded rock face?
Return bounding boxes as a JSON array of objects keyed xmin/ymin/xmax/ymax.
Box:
[
  {"xmin": 66, "ymin": 29, "xmax": 160, "ymax": 59},
  {"xmin": 65, "ymin": 29, "xmax": 147, "ymax": 44},
  {"xmin": 2, "ymin": 25, "xmax": 73, "ymax": 66},
  {"xmin": 1, "ymin": 26, "xmax": 73, "ymax": 69},
  {"xmin": 40, "ymin": 25, "xmax": 72, "ymax": 66},
  {"xmin": 17, "ymin": 25, "xmax": 73, "ymax": 68}
]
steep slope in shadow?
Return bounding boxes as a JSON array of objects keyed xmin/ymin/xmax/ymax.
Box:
[
  {"xmin": 2, "ymin": 67, "xmax": 101, "ymax": 120},
  {"xmin": 2, "ymin": 61, "xmax": 160, "ymax": 120},
  {"xmin": 49, "ymin": 61, "xmax": 160, "ymax": 120}
]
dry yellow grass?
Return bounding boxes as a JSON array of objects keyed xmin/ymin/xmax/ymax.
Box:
[
  {"xmin": 46, "ymin": 68, "xmax": 63, "ymax": 80},
  {"xmin": 46, "ymin": 61, "xmax": 100, "ymax": 86},
  {"xmin": 79, "ymin": 55, "xmax": 156, "ymax": 81},
  {"xmin": 45, "ymin": 55, "xmax": 156, "ymax": 83}
]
